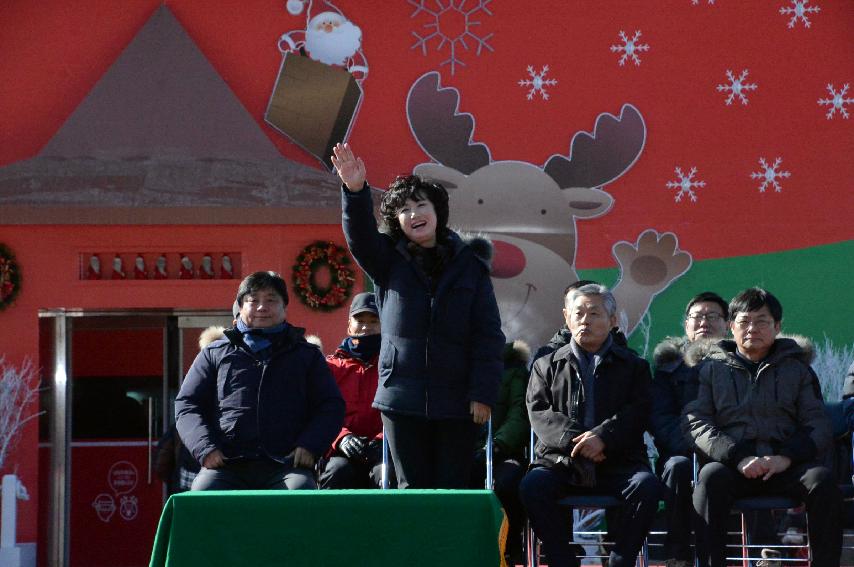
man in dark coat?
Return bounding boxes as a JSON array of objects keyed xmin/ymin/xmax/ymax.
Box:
[
  {"xmin": 683, "ymin": 287, "xmax": 842, "ymax": 567},
  {"xmin": 520, "ymin": 283, "xmax": 662, "ymax": 567},
  {"xmin": 650, "ymin": 291, "xmax": 729, "ymax": 567},
  {"xmin": 175, "ymin": 271, "xmax": 345, "ymax": 490}
]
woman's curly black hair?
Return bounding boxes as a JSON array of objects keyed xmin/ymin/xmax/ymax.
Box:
[{"xmin": 379, "ymin": 175, "xmax": 450, "ymax": 241}]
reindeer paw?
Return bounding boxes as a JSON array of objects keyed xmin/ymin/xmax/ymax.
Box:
[{"xmin": 613, "ymin": 229, "xmax": 692, "ymax": 293}]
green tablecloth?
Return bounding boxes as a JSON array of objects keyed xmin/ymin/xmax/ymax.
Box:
[{"xmin": 149, "ymin": 489, "xmax": 507, "ymax": 567}]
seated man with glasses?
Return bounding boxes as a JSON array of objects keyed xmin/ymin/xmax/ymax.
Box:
[
  {"xmin": 650, "ymin": 292, "xmax": 729, "ymax": 567},
  {"xmin": 683, "ymin": 287, "xmax": 842, "ymax": 567}
]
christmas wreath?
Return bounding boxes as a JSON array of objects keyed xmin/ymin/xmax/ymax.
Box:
[
  {"xmin": 0, "ymin": 243, "xmax": 21, "ymax": 311},
  {"xmin": 292, "ymin": 241, "xmax": 355, "ymax": 311}
]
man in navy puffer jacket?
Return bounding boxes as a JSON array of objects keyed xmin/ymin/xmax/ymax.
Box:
[{"xmin": 176, "ymin": 271, "xmax": 345, "ymax": 490}]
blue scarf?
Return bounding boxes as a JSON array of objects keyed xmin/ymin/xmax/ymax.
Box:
[
  {"xmin": 338, "ymin": 334, "xmax": 381, "ymax": 362},
  {"xmin": 236, "ymin": 319, "xmax": 288, "ymax": 353},
  {"xmin": 570, "ymin": 334, "xmax": 612, "ymax": 429}
]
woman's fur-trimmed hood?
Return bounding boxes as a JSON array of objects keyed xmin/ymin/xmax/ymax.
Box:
[{"xmin": 458, "ymin": 231, "xmax": 493, "ymax": 270}]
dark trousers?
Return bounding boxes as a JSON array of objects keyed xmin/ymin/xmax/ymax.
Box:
[
  {"xmin": 381, "ymin": 412, "xmax": 478, "ymax": 488},
  {"xmin": 659, "ymin": 455, "xmax": 694, "ymax": 561},
  {"xmin": 191, "ymin": 458, "xmax": 315, "ymax": 490},
  {"xmin": 318, "ymin": 441, "xmax": 395, "ymax": 489},
  {"xmin": 693, "ymin": 461, "xmax": 842, "ymax": 567},
  {"xmin": 519, "ymin": 464, "xmax": 663, "ymax": 567}
]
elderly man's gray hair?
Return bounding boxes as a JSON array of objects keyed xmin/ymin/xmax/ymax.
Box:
[{"xmin": 565, "ymin": 283, "xmax": 617, "ymax": 317}]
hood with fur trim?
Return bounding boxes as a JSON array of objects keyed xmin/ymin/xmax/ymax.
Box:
[
  {"xmin": 457, "ymin": 231, "xmax": 493, "ymax": 271},
  {"xmin": 503, "ymin": 340, "xmax": 531, "ymax": 368},
  {"xmin": 686, "ymin": 334, "xmax": 814, "ymax": 368},
  {"xmin": 653, "ymin": 336, "xmax": 689, "ymax": 369}
]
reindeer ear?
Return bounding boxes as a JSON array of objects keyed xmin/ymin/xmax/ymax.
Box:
[
  {"xmin": 562, "ymin": 187, "xmax": 614, "ymax": 219},
  {"xmin": 413, "ymin": 163, "xmax": 468, "ymax": 190}
]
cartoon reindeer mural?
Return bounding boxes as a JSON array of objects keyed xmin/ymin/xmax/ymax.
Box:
[{"xmin": 406, "ymin": 71, "xmax": 691, "ymax": 349}]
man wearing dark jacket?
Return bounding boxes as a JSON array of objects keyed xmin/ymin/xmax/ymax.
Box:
[
  {"xmin": 175, "ymin": 271, "xmax": 345, "ymax": 490},
  {"xmin": 683, "ymin": 287, "xmax": 842, "ymax": 567},
  {"xmin": 319, "ymin": 292, "xmax": 389, "ymax": 489},
  {"xmin": 520, "ymin": 284, "xmax": 662, "ymax": 567},
  {"xmin": 650, "ymin": 291, "xmax": 729, "ymax": 566}
]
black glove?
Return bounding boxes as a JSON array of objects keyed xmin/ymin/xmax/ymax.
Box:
[{"xmin": 338, "ymin": 435, "xmax": 367, "ymax": 460}]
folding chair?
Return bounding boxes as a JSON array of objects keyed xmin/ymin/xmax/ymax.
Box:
[{"xmin": 526, "ymin": 429, "xmax": 650, "ymax": 567}]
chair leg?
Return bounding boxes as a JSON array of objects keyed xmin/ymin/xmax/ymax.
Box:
[
  {"xmin": 640, "ymin": 537, "xmax": 650, "ymax": 567},
  {"xmin": 741, "ymin": 512, "xmax": 748, "ymax": 567},
  {"xmin": 526, "ymin": 520, "xmax": 538, "ymax": 567}
]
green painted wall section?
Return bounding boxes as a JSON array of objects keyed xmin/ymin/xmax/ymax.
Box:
[{"xmin": 579, "ymin": 240, "xmax": 854, "ymax": 398}]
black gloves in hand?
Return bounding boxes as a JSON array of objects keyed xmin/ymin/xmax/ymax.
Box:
[{"xmin": 338, "ymin": 434, "xmax": 367, "ymax": 460}]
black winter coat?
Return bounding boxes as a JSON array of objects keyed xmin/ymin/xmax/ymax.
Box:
[
  {"xmin": 175, "ymin": 326, "xmax": 345, "ymax": 465},
  {"xmin": 682, "ymin": 337, "xmax": 830, "ymax": 467},
  {"xmin": 527, "ymin": 340, "xmax": 652, "ymax": 472},
  {"xmin": 650, "ymin": 336, "xmax": 707, "ymax": 459},
  {"xmin": 342, "ymin": 185, "xmax": 505, "ymax": 419}
]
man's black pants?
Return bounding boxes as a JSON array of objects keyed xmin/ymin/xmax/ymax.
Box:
[{"xmin": 693, "ymin": 461, "xmax": 842, "ymax": 567}]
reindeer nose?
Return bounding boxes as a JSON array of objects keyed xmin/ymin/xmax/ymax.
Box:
[{"xmin": 491, "ymin": 240, "xmax": 526, "ymax": 279}]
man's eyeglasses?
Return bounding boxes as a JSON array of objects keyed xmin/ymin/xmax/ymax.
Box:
[
  {"xmin": 686, "ymin": 313, "xmax": 724, "ymax": 323},
  {"xmin": 733, "ymin": 318, "xmax": 774, "ymax": 330}
]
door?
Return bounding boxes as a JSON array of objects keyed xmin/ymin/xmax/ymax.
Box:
[{"xmin": 38, "ymin": 310, "xmax": 231, "ymax": 567}]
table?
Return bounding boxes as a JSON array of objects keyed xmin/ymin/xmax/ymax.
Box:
[{"xmin": 149, "ymin": 489, "xmax": 507, "ymax": 566}]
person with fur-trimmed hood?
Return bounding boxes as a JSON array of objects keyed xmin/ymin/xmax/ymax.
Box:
[
  {"xmin": 683, "ymin": 287, "xmax": 842, "ymax": 567},
  {"xmin": 650, "ymin": 291, "xmax": 729, "ymax": 567},
  {"xmin": 333, "ymin": 143, "xmax": 505, "ymax": 489},
  {"xmin": 470, "ymin": 340, "xmax": 532, "ymax": 563}
]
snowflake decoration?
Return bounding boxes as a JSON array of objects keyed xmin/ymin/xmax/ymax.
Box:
[
  {"xmin": 666, "ymin": 166, "xmax": 706, "ymax": 203},
  {"xmin": 818, "ymin": 83, "xmax": 852, "ymax": 119},
  {"xmin": 750, "ymin": 157, "xmax": 791, "ymax": 193},
  {"xmin": 610, "ymin": 30, "xmax": 650, "ymax": 66},
  {"xmin": 518, "ymin": 65, "xmax": 558, "ymax": 101},
  {"xmin": 409, "ymin": 0, "xmax": 494, "ymax": 76},
  {"xmin": 779, "ymin": 0, "xmax": 820, "ymax": 28},
  {"xmin": 692, "ymin": 0, "xmax": 715, "ymax": 4},
  {"xmin": 716, "ymin": 69, "xmax": 758, "ymax": 105}
]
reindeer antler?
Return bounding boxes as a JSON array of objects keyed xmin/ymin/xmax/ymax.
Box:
[
  {"xmin": 406, "ymin": 72, "xmax": 492, "ymax": 175},
  {"xmin": 544, "ymin": 104, "xmax": 646, "ymax": 189}
]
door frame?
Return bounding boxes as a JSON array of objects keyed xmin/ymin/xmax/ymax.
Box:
[{"xmin": 38, "ymin": 308, "xmax": 231, "ymax": 567}]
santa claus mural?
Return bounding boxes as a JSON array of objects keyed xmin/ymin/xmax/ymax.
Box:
[{"xmin": 265, "ymin": 0, "xmax": 367, "ymax": 167}]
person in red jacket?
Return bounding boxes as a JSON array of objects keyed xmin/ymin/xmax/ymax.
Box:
[{"xmin": 319, "ymin": 292, "xmax": 393, "ymax": 488}]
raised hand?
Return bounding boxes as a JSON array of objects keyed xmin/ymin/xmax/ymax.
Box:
[{"xmin": 331, "ymin": 143, "xmax": 367, "ymax": 191}]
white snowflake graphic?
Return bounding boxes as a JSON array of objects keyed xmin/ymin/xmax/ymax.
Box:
[
  {"xmin": 409, "ymin": 0, "xmax": 494, "ymax": 76},
  {"xmin": 666, "ymin": 166, "xmax": 706, "ymax": 203},
  {"xmin": 750, "ymin": 157, "xmax": 791, "ymax": 193},
  {"xmin": 716, "ymin": 69, "xmax": 758, "ymax": 106},
  {"xmin": 818, "ymin": 83, "xmax": 853, "ymax": 119},
  {"xmin": 610, "ymin": 31, "xmax": 649, "ymax": 66},
  {"xmin": 692, "ymin": 0, "xmax": 716, "ymax": 5},
  {"xmin": 518, "ymin": 65, "xmax": 558, "ymax": 101},
  {"xmin": 779, "ymin": 0, "xmax": 821, "ymax": 28}
]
